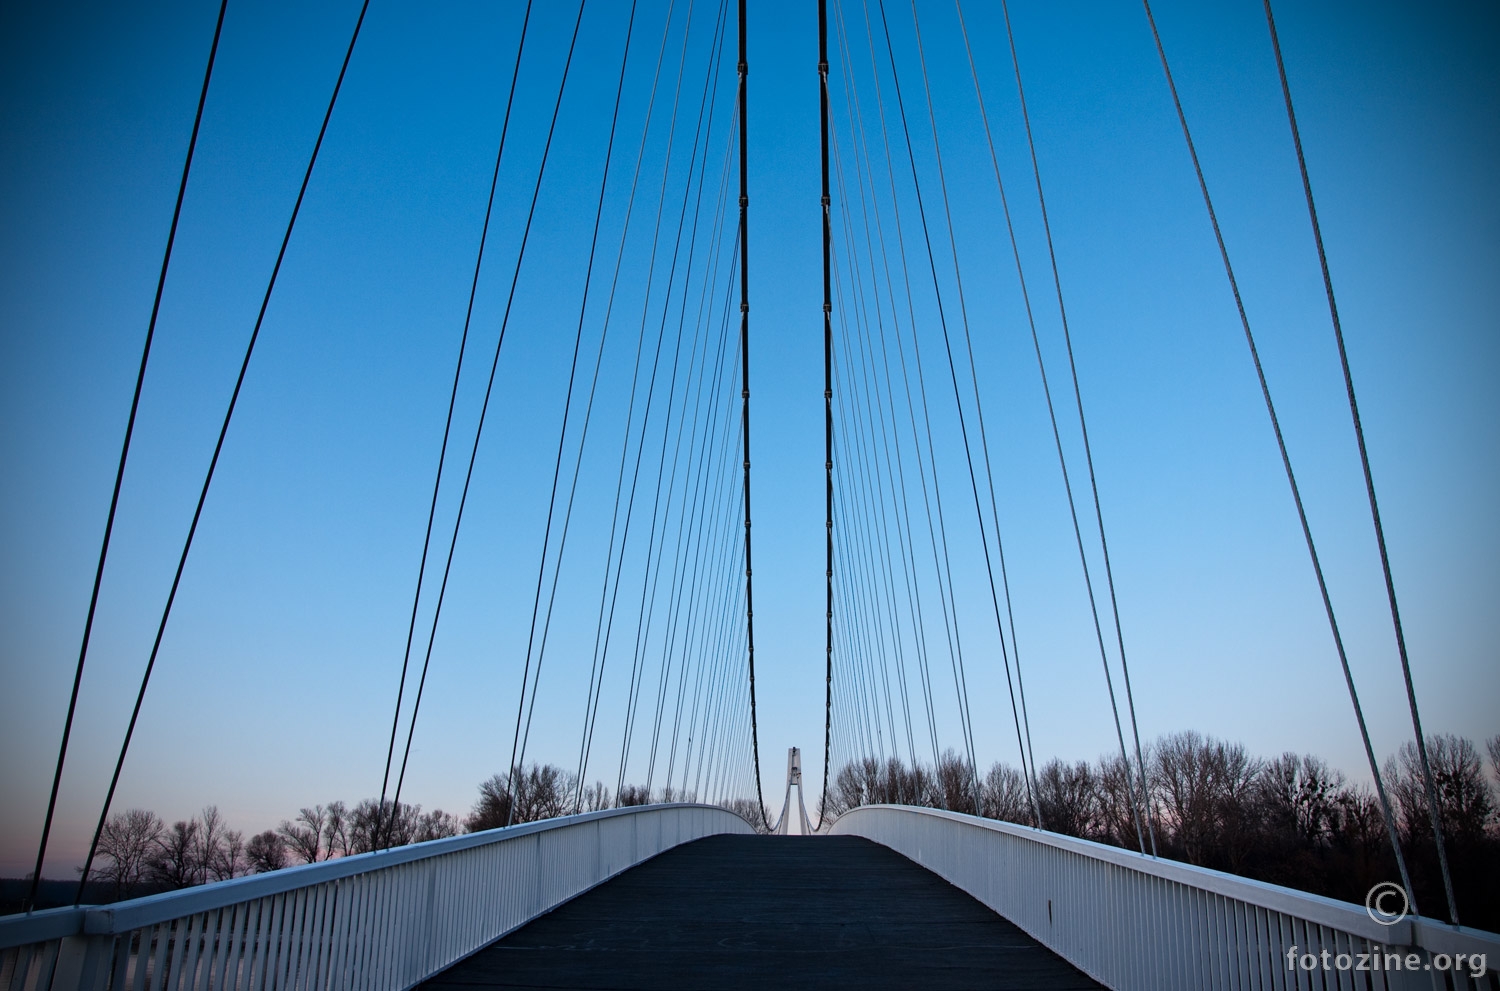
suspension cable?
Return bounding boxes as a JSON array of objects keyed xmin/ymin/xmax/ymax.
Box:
[
  {"xmin": 1262, "ymin": 0, "xmax": 1457, "ymax": 924},
  {"xmin": 936, "ymin": 0, "xmax": 1149, "ymax": 852},
  {"xmin": 838, "ymin": 0, "xmax": 945, "ymax": 766},
  {"xmin": 606, "ymin": 0, "xmax": 708, "ymax": 799},
  {"xmin": 873, "ymin": 0, "xmax": 998, "ymax": 812},
  {"xmin": 1142, "ymin": 0, "xmax": 1416, "ymax": 903},
  {"xmin": 375, "ymin": 0, "xmax": 533, "ymax": 844},
  {"xmin": 850, "ymin": 0, "xmax": 960, "ymax": 777},
  {"xmin": 505, "ymin": 0, "xmax": 657, "ymax": 819},
  {"xmin": 407, "ymin": 0, "xmax": 585, "ymax": 828},
  {"xmin": 614, "ymin": 0, "xmax": 732, "ymax": 794},
  {"xmin": 26, "ymin": 0, "xmax": 230, "ymax": 912},
  {"xmin": 75, "ymin": 0, "xmax": 373, "ymax": 903},
  {"xmin": 907, "ymin": 0, "xmax": 1042, "ymax": 822},
  {"xmin": 817, "ymin": 0, "xmax": 837, "ymax": 828},
  {"xmin": 945, "ymin": 0, "xmax": 1066, "ymax": 826},
  {"xmin": 386, "ymin": 0, "xmax": 588, "ymax": 837},
  {"xmin": 827, "ymin": 97, "xmax": 917, "ymax": 766},
  {"xmin": 557, "ymin": 0, "xmax": 681, "ymax": 805},
  {"xmin": 829, "ymin": 226, "xmax": 906, "ymax": 761},
  {"xmin": 737, "ymin": 0, "xmax": 769, "ymax": 828},
  {"xmin": 996, "ymin": 0, "xmax": 1154, "ymax": 853}
]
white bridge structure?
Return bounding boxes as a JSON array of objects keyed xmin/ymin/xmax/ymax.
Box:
[
  {"xmin": 4, "ymin": 0, "xmax": 1493, "ymax": 987},
  {"xmin": 3, "ymin": 797, "xmax": 1497, "ymax": 990}
]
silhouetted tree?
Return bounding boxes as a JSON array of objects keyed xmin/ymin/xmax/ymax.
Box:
[
  {"xmin": 349, "ymin": 799, "xmax": 421, "ymax": 851},
  {"xmin": 1094, "ymin": 753, "xmax": 1142, "ymax": 848},
  {"xmin": 149, "ymin": 819, "xmax": 203, "ymax": 889},
  {"xmin": 325, "ymin": 800, "xmax": 351, "ymax": 858},
  {"xmin": 246, "ymin": 830, "xmax": 288, "ymax": 873},
  {"xmin": 934, "ymin": 749, "xmax": 977, "ymax": 814},
  {"xmin": 720, "ymin": 797, "xmax": 771, "ymax": 834},
  {"xmin": 198, "ymin": 806, "xmax": 244, "ymax": 881},
  {"xmin": 91, "ymin": 809, "xmax": 163, "ymax": 900},
  {"xmin": 616, "ymin": 784, "xmax": 652, "ymax": 807},
  {"xmin": 413, "ymin": 808, "xmax": 460, "ymax": 842},
  {"xmin": 279, "ymin": 805, "xmax": 327, "ymax": 864},
  {"xmin": 579, "ymin": 782, "xmax": 612, "ymax": 812},
  {"xmin": 823, "ymin": 731, "xmax": 1500, "ymax": 929},
  {"xmin": 1153, "ymin": 732, "xmax": 1259, "ymax": 869},
  {"xmin": 1036, "ymin": 759, "xmax": 1097, "ymax": 839},
  {"xmin": 466, "ymin": 764, "xmax": 578, "ymax": 831},
  {"xmin": 980, "ymin": 762, "xmax": 1033, "ymax": 825}
]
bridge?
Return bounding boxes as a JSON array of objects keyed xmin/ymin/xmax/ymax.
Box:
[{"xmin": 3, "ymin": 0, "xmax": 1496, "ymax": 988}]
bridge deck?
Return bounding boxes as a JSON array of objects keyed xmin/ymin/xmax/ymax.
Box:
[{"xmin": 421, "ymin": 833, "xmax": 1103, "ymax": 990}]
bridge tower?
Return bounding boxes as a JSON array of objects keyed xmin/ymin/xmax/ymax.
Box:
[{"xmin": 773, "ymin": 747, "xmax": 813, "ymax": 835}]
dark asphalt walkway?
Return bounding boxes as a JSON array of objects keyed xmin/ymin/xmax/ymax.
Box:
[{"xmin": 420, "ymin": 833, "xmax": 1104, "ymax": 990}]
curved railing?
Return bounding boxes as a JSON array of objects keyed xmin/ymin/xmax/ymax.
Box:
[
  {"xmin": 831, "ymin": 804, "xmax": 1499, "ymax": 991},
  {"xmin": 1, "ymin": 803, "xmax": 751, "ymax": 991}
]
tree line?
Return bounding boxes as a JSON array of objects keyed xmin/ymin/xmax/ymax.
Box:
[
  {"xmin": 88, "ymin": 798, "xmax": 464, "ymax": 900},
  {"xmin": 83, "ymin": 764, "xmax": 765, "ymax": 904},
  {"xmin": 827, "ymin": 731, "xmax": 1500, "ymax": 931}
]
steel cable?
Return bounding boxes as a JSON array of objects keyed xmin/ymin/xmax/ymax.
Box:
[
  {"xmin": 76, "ymin": 0, "xmax": 374, "ymax": 901},
  {"xmin": 1142, "ymin": 0, "xmax": 1416, "ymax": 901},
  {"xmin": 27, "ymin": 0, "xmax": 230, "ymax": 912},
  {"xmin": 375, "ymin": 0, "xmax": 534, "ymax": 843},
  {"xmin": 1262, "ymin": 0, "xmax": 1457, "ymax": 924}
]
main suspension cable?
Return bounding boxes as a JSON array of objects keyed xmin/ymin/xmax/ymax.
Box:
[
  {"xmin": 817, "ymin": 0, "xmax": 837, "ymax": 829},
  {"xmin": 736, "ymin": 0, "xmax": 769, "ymax": 828}
]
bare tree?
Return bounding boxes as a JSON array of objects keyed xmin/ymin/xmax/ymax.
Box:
[
  {"xmin": 91, "ymin": 809, "xmax": 163, "ymax": 900},
  {"xmin": 579, "ymin": 782, "xmax": 612, "ymax": 812},
  {"xmin": 467, "ymin": 765, "xmax": 577, "ymax": 832},
  {"xmin": 980, "ymin": 763, "xmax": 1033, "ymax": 825},
  {"xmin": 878, "ymin": 756, "xmax": 934, "ymax": 806},
  {"xmin": 1153, "ymin": 731, "xmax": 1260, "ymax": 868},
  {"xmin": 830, "ymin": 757, "xmax": 881, "ymax": 816},
  {"xmin": 215, "ymin": 829, "xmax": 246, "ymax": 881},
  {"xmin": 1094, "ymin": 753, "xmax": 1140, "ymax": 847},
  {"xmin": 467, "ymin": 776, "xmax": 514, "ymax": 833},
  {"xmin": 196, "ymin": 806, "xmax": 245, "ymax": 882},
  {"xmin": 616, "ymin": 784, "xmax": 652, "ymax": 808},
  {"xmin": 1258, "ymin": 754, "xmax": 1344, "ymax": 848},
  {"xmin": 149, "ymin": 819, "xmax": 203, "ymax": 889},
  {"xmin": 1036, "ymin": 759, "xmax": 1097, "ymax": 839},
  {"xmin": 414, "ymin": 809, "xmax": 460, "ymax": 842},
  {"xmin": 278, "ymin": 805, "xmax": 327, "ymax": 864},
  {"xmin": 325, "ymin": 800, "xmax": 351, "ymax": 858},
  {"xmin": 934, "ymin": 749, "xmax": 977, "ymax": 815},
  {"xmin": 246, "ymin": 830, "xmax": 288, "ymax": 873},
  {"xmin": 1385, "ymin": 735, "xmax": 1494, "ymax": 847},
  {"xmin": 720, "ymin": 797, "xmax": 770, "ymax": 834},
  {"xmin": 515, "ymin": 764, "xmax": 574, "ymax": 822},
  {"xmin": 349, "ymin": 798, "xmax": 423, "ymax": 851}
]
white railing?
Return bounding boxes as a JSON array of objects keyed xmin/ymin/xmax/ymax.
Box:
[
  {"xmin": 1, "ymin": 803, "xmax": 750, "ymax": 991},
  {"xmin": 831, "ymin": 805, "xmax": 1500, "ymax": 991}
]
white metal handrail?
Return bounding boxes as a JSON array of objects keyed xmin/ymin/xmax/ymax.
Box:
[
  {"xmin": 831, "ymin": 804, "xmax": 1500, "ymax": 991},
  {"xmin": 1, "ymin": 803, "xmax": 751, "ymax": 991}
]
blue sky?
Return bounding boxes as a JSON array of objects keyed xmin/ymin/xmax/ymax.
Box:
[{"xmin": 1, "ymin": 0, "xmax": 1496, "ymax": 876}]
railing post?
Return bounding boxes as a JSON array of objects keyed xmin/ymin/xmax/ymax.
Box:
[{"xmin": 51, "ymin": 934, "xmax": 113, "ymax": 991}]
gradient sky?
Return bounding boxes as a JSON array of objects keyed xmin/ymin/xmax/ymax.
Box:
[{"xmin": 2, "ymin": 0, "xmax": 1496, "ymax": 878}]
